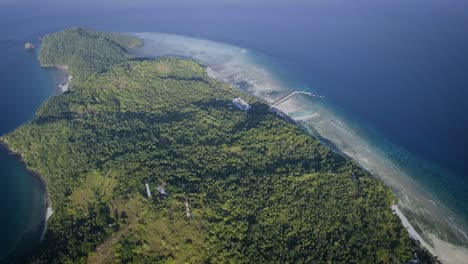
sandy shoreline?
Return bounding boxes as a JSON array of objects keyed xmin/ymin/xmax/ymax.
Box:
[
  {"xmin": 274, "ymin": 95, "xmax": 468, "ymax": 264},
  {"xmin": 274, "ymin": 97, "xmax": 440, "ymax": 257},
  {"xmin": 58, "ymin": 74, "xmax": 72, "ymax": 93},
  {"xmin": 392, "ymin": 204, "xmax": 468, "ymax": 264},
  {"xmin": 49, "ymin": 65, "xmax": 72, "ymax": 93},
  {"xmin": 392, "ymin": 205, "xmax": 434, "ymax": 251},
  {"xmin": 209, "ymin": 66, "xmax": 446, "ymax": 261}
]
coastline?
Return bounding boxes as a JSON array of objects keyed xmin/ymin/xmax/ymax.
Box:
[
  {"xmin": 392, "ymin": 204, "xmax": 468, "ymax": 264},
  {"xmin": 0, "ymin": 62, "xmax": 72, "ymax": 243},
  {"xmin": 5, "ymin": 31, "xmax": 462, "ymax": 261},
  {"xmin": 0, "ymin": 138, "xmax": 53, "ymax": 241},
  {"xmin": 206, "ymin": 65, "xmax": 443, "ymax": 259},
  {"xmin": 3, "ymin": 60, "xmax": 436, "ymax": 260},
  {"xmin": 7, "ymin": 56, "xmax": 436, "ymax": 263},
  {"xmin": 206, "ymin": 64, "xmax": 446, "ymax": 261},
  {"xmin": 132, "ymin": 33, "xmax": 448, "ymax": 261},
  {"xmin": 392, "ymin": 205, "xmax": 435, "ymax": 253},
  {"xmin": 206, "ymin": 63, "xmax": 459, "ymax": 262},
  {"xmin": 271, "ymin": 98, "xmax": 442, "ymax": 260},
  {"xmin": 58, "ymin": 74, "xmax": 72, "ymax": 93},
  {"xmin": 48, "ymin": 65, "xmax": 71, "ymax": 93},
  {"xmin": 274, "ymin": 95, "xmax": 468, "ymax": 264}
]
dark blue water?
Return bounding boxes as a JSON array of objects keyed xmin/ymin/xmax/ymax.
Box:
[
  {"xmin": 0, "ymin": 38, "xmax": 56, "ymax": 261},
  {"xmin": 1, "ymin": 0, "xmax": 467, "ymax": 261},
  {"xmin": 0, "ymin": 148, "xmax": 46, "ymax": 262}
]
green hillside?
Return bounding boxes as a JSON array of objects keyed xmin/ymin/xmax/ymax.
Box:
[
  {"xmin": 39, "ymin": 27, "xmax": 142, "ymax": 79},
  {"xmin": 1, "ymin": 28, "xmax": 435, "ymax": 263}
]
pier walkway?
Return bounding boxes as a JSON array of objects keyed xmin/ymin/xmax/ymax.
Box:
[{"xmin": 272, "ymin": 91, "xmax": 325, "ymax": 107}]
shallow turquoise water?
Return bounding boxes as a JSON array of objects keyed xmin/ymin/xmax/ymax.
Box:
[{"xmin": 133, "ymin": 33, "xmax": 468, "ymax": 260}]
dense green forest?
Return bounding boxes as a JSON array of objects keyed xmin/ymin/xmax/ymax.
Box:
[
  {"xmin": 1, "ymin": 28, "xmax": 436, "ymax": 263},
  {"xmin": 39, "ymin": 27, "xmax": 142, "ymax": 79}
]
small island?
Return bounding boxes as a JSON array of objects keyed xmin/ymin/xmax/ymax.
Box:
[
  {"xmin": 1, "ymin": 28, "xmax": 438, "ymax": 263},
  {"xmin": 24, "ymin": 42, "xmax": 35, "ymax": 50}
]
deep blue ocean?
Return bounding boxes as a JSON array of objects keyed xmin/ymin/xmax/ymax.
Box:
[{"xmin": 0, "ymin": 0, "xmax": 467, "ymax": 261}]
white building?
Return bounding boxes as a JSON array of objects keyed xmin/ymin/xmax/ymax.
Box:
[{"xmin": 232, "ymin": 97, "xmax": 251, "ymax": 111}]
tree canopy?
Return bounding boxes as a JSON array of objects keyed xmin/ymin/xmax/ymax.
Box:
[
  {"xmin": 1, "ymin": 28, "xmax": 436, "ymax": 264},
  {"xmin": 39, "ymin": 27, "xmax": 142, "ymax": 79}
]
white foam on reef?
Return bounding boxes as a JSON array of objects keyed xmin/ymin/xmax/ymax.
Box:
[
  {"xmin": 133, "ymin": 32, "xmax": 468, "ymax": 263},
  {"xmin": 132, "ymin": 33, "xmax": 291, "ymax": 103}
]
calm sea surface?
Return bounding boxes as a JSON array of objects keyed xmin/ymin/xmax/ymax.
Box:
[
  {"xmin": 0, "ymin": 0, "xmax": 467, "ymax": 261},
  {"xmin": 0, "ymin": 41, "xmax": 56, "ymax": 261}
]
